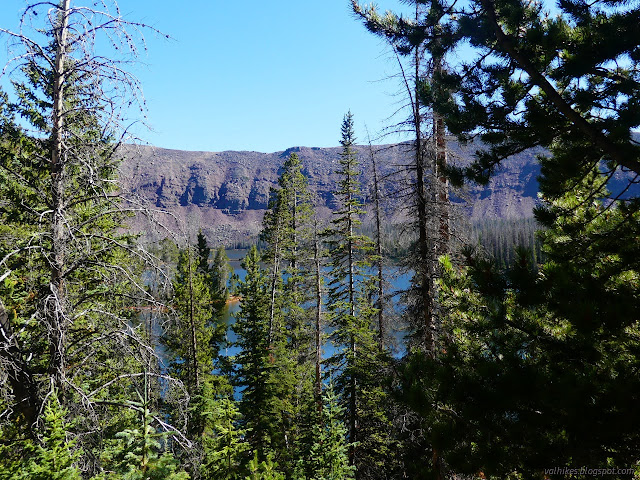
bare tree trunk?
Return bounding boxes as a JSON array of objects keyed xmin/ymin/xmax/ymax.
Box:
[
  {"xmin": 49, "ymin": 0, "xmax": 72, "ymax": 389},
  {"xmin": 367, "ymin": 141, "xmax": 385, "ymax": 349},
  {"xmin": 268, "ymin": 235, "xmax": 281, "ymax": 348},
  {"xmin": 346, "ymin": 180, "xmax": 358, "ymax": 466},
  {"xmin": 431, "ymin": 48, "xmax": 448, "ymax": 480},
  {"xmin": 412, "ymin": 44, "xmax": 434, "ymax": 356},
  {"xmin": 434, "ymin": 56, "xmax": 449, "ymax": 258},
  {"xmin": 313, "ymin": 220, "xmax": 323, "ymax": 413}
]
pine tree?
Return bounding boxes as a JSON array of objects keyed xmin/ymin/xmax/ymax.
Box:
[
  {"xmin": 258, "ymin": 153, "xmax": 318, "ymax": 471},
  {"xmin": 211, "ymin": 246, "xmax": 233, "ymax": 305},
  {"xmin": 244, "ymin": 452, "xmax": 285, "ymax": 480},
  {"xmin": 352, "ymin": 0, "xmax": 454, "ymax": 357},
  {"xmin": 96, "ymin": 395, "xmax": 189, "ymax": 480},
  {"xmin": 196, "ymin": 230, "xmax": 212, "ymax": 275},
  {"xmin": 417, "ymin": 162, "xmax": 640, "ymax": 477},
  {"xmin": 201, "ymin": 396, "xmax": 250, "ymax": 480},
  {"xmin": 0, "ymin": 3, "xmax": 171, "ymax": 474},
  {"xmin": 162, "ymin": 241, "xmax": 230, "ymax": 476},
  {"xmin": 165, "ymin": 246, "xmax": 216, "ymax": 399}
]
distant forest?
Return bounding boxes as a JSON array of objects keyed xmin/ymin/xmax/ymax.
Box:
[{"xmin": 1, "ymin": 1, "xmax": 639, "ymax": 480}]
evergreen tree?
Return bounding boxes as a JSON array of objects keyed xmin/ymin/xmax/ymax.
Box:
[
  {"xmin": 165, "ymin": 246, "xmax": 216, "ymax": 399},
  {"xmin": 406, "ymin": 163, "xmax": 640, "ymax": 477},
  {"xmin": 323, "ymin": 112, "xmax": 395, "ymax": 478},
  {"xmin": 211, "ymin": 246, "xmax": 233, "ymax": 305},
  {"xmin": 0, "ymin": 3, "xmax": 170, "ymax": 474},
  {"xmin": 233, "ymin": 246, "xmax": 295, "ymax": 469},
  {"xmin": 201, "ymin": 396, "xmax": 250, "ymax": 480},
  {"xmin": 308, "ymin": 384, "xmax": 355, "ymax": 480},
  {"xmin": 244, "ymin": 452, "xmax": 285, "ymax": 480},
  {"xmin": 24, "ymin": 393, "xmax": 81, "ymax": 480},
  {"xmin": 259, "ymin": 153, "xmax": 318, "ymax": 472},
  {"xmin": 97, "ymin": 399, "xmax": 189, "ymax": 480},
  {"xmin": 163, "ymin": 241, "xmax": 230, "ymax": 475},
  {"xmin": 196, "ymin": 230, "xmax": 211, "ymax": 275}
]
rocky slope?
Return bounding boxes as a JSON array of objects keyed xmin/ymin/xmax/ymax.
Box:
[{"xmin": 118, "ymin": 140, "xmax": 542, "ymax": 245}]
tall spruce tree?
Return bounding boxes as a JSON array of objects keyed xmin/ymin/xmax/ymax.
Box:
[
  {"xmin": 162, "ymin": 238, "xmax": 232, "ymax": 477},
  {"xmin": 259, "ymin": 152, "xmax": 318, "ymax": 472},
  {"xmin": 23, "ymin": 392, "xmax": 82, "ymax": 480},
  {"xmin": 307, "ymin": 384, "xmax": 355, "ymax": 480},
  {"xmin": 232, "ymin": 246, "xmax": 290, "ymax": 475},
  {"xmin": 201, "ymin": 396, "xmax": 250, "ymax": 480},
  {"xmin": 324, "ymin": 112, "xmax": 395, "ymax": 478},
  {"xmin": 352, "ymin": 0, "xmax": 454, "ymax": 357}
]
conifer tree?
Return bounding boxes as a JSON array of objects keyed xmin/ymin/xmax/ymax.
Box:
[
  {"xmin": 201, "ymin": 396, "xmax": 250, "ymax": 480},
  {"xmin": 245, "ymin": 452, "xmax": 285, "ymax": 480},
  {"xmin": 323, "ymin": 112, "xmax": 395, "ymax": 478},
  {"xmin": 163, "ymin": 241, "xmax": 230, "ymax": 475},
  {"xmin": 0, "ymin": 2, "xmax": 175, "ymax": 474},
  {"xmin": 259, "ymin": 153, "xmax": 318, "ymax": 470},
  {"xmin": 196, "ymin": 230, "xmax": 212, "ymax": 275},
  {"xmin": 233, "ymin": 246, "xmax": 295, "ymax": 469},
  {"xmin": 413, "ymin": 162, "xmax": 640, "ymax": 477},
  {"xmin": 24, "ymin": 392, "xmax": 82, "ymax": 480},
  {"xmin": 96, "ymin": 388, "xmax": 189, "ymax": 480},
  {"xmin": 211, "ymin": 246, "xmax": 233, "ymax": 305},
  {"xmin": 308, "ymin": 384, "xmax": 355, "ymax": 480}
]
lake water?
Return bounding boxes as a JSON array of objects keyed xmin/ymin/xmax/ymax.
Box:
[{"xmin": 221, "ymin": 249, "xmax": 412, "ymax": 358}]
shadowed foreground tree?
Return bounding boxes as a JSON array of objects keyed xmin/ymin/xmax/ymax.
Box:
[{"xmin": 353, "ymin": 0, "xmax": 640, "ymax": 476}]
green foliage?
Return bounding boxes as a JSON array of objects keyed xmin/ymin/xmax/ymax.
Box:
[
  {"xmin": 253, "ymin": 153, "xmax": 319, "ymax": 473},
  {"xmin": 414, "ymin": 165, "xmax": 640, "ymax": 477},
  {"xmin": 22, "ymin": 393, "xmax": 81, "ymax": 480},
  {"xmin": 233, "ymin": 246, "xmax": 291, "ymax": 459},
  {"xmin": 0, "ymin": 6, "xmax": 164, "ymax": 474},
  {"xmin": 244, "ymin": 452, "xmax": 285, "ymax": 480},
  {"xmin": 321, "ymin": 112, "xmax": 398, "ymax": 479},
  {"xmin": 149, "ymin": 237, "xmax": 180, "ymax": 265},
  {"xmin": 162, "ymin": 239, "xmax": 232, "ymax": 476},
  {"xmin": 211, "ymin": 246, "xmax": 233, "ymax": 303},
  {"xmin": 202, "ymin": 396, "xmax": 250, "ymax": 480},
  {"xmin": 164, "ymin": 246, "xmax": 222, "ymax": 398},
  {"xmin": 354, "ymin": 1, "xmax": 640, "ymax": 477},
  {"xmin": 471, "ymin": 217, "xmax": 543, "ymax": 268},
  {"xmin": 308, "ymin": 384, "xmax": 355, "ymax": 480},
  {"xmin": 97, "ymin": 426, "xmax": 188, "ymax": 480}
]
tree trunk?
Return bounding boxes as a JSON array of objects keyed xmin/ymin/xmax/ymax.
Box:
[
  {"xmin": 368, "ymin": 143, "xmax": 385, "ymax": 349},
  {"xmin": 314, "ymin": 222, "xmax": 323, "ymax": 413},
  {"xmin": 268, "ymin": 210, "xmax": 284, "ymax": 347},
  {"xmin": 49, "ymin": 0, "xmax": 72, "ymax": 389},
  {"xmin": 413, "ymin": 44, "xmax": 434, "ymax": 355}
]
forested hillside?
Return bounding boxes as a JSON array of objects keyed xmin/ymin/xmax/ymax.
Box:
[{"xmin": 1, "ymin": 1, "xmax": 639, "ymax": 480}]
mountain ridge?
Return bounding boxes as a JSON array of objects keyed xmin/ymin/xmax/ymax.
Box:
[{"xmin": 119, "ymin": 140, "xmax": 542, "ymax": 245}]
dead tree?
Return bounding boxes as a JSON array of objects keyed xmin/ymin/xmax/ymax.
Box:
[{"xmin": 0, "ymin": 0, "xmax": 189, "ymax": 457}]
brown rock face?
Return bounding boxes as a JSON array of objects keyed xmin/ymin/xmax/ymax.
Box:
[{"xmin": 118, "ymin": 141, "xmax": 542, "ymax": 245}]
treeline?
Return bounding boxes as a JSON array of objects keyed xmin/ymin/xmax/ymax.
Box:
[{"xmin": 471, "ymin": 217, "xmax": 544, "ymax": 267}]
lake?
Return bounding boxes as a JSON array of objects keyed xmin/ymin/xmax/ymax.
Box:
[{"xmin": 220, "ymin": 249, "xmax": 412, "ymax": 358}]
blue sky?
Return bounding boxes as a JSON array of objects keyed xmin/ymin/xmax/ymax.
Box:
[{"xmin": 1, "ymin": 0, "xmax": 411, "ymax": 153}]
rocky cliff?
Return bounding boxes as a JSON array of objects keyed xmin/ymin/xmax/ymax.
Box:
[{"xmin": 118, "ymin": 141, "xmax": 542, "ymax": 245}]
